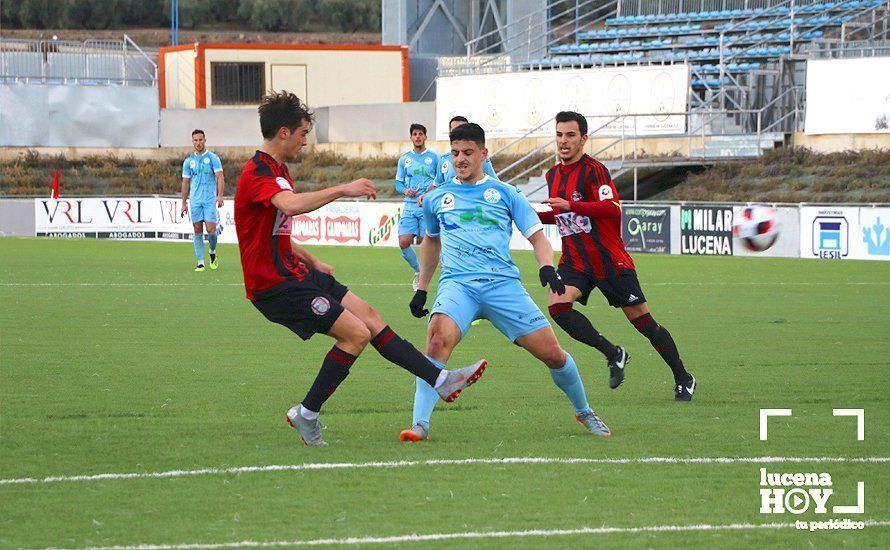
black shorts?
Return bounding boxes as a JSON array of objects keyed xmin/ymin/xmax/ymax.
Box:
[
  {"xmin": 251, "ymin": 270, "xmax": 349, "ymax": 341},
  {"xmin": 557, "ymin": 266, "xmax": 646, "ymax": 309}
]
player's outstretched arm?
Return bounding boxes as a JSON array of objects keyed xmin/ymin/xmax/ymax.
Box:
[
  {"xmin": 529, "ymin": 230, "xmax": 565, "ymax": 295},
  {"xmin": 272, "ymin": 178, "xmax": 376, "ymax": 216}
]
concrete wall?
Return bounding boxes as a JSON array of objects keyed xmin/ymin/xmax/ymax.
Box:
[
  {"xmin": 0, "ymin": 84, "xmax": 159, "ymax": 148},
  {"xmin": 314, "ymin": 102, "xmax": 436, "ymax": 144},
  {"xmin": 0, "ymin": 199, "xmax": 35, "ymax": 236},
  {"xmin": 791, "ymin": 132, "xmax": 890, "ymax": 152},
  {"xmin": 160, "ymin": 108, "xmax": 263, "ymax": 148}
]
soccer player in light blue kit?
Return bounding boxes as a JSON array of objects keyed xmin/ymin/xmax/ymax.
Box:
[
  {"xmin": 400, "ymin": 123, "xmax": 611, "ymax": 442},
  {"xmin": 180, "ymin": 129, "xmax": 225, "ymax": 272},
  {"xmin": 432, "ymin": 116, "xmax": 497, "ymax": 189},
  {"xmin": 395, "ymin": 123, "xmax": 439, "ymax": 290}
]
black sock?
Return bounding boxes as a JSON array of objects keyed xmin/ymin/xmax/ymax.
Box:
[
  {"xmin": 631, "ymin": 313, "xmax": 690, "ymax": 384},
  {"xmin": 301, "ymin": 346, "xmax": 355, "ymax": 412},
  {"xmin": 371, "ymin": 326, "xmax": 441, "ymax": 387},
  {"xmin": 549, "ymin": 303, "xmax": 620, "ymax": 361}
]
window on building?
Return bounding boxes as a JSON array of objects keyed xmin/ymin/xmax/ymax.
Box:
[{"xmin": 211, "ymin": 62, "xmax": 264, "ymax": 105}]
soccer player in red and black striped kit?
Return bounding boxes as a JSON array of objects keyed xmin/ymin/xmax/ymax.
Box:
[
  {"xmin": 537, "ymin": 111, "xmax": 696, "ymax": 401},
  {"xmin": 235, "ymin": 92, "xmax": 486, "ymax": 446}
]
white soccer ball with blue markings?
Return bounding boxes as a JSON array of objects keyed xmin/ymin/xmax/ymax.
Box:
[{"xmin": 733, "ymin": 206, "xmax": 780, "ymax": 252}]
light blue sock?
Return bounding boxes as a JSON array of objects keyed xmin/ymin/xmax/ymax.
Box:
[
  {"xmin": 549, "ymin": 353, "xmax": 590, "ymax": 415},
  {"xmin": 207, "ymin": 232, "xmax": 218, "ymax": 252},
  {"xmin": 193, "ymin": 233, "xmax": 205, "ymax": 263},
  {"xmin": 401, "ymin": 246, "xmax": 420, "ymax": 273},
  {"xmin": 412, "ymin": 355, "xmax": 444, "ymax": 428}
]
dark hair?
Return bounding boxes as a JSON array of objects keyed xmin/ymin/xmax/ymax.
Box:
[
  {"xmin": 555, "ymin": 111, "xmax": 588, "ymax": 135},
  {"xmin": 191, "ymin": 129, "xmax": 205, "ymax": 137},
  {"xmin": 258, "ymin": 91, "xmax": 314, "ymax": 140},
  {"xmin": 409, "ymin": 123, "xmax": 427, "ymax": 135},
  {"xmin": 449, "ymin": 122, "xmax": 485, "ymax": 147},
  {"xmin": 449, "ymin": 115, "xmax": 469, "ymax": 126}
]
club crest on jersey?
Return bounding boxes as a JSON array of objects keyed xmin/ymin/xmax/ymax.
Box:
[
  {"xmin": 483, "ymin": 188, "xmax": 502, "ymax": 204},
  {"xmin": 310, "ymin": 296, "xmax": 330, "ymax": 316},
  {"xmin": 276, "ymin": 177, "xmax": 293, "ymax": 191},
  {"xmin": 571, "ymin": 191, "xmax": 582, "ymax": 201},
  {"xmin": 203, "ymin": 157, "xmax": 210, "ymax": 164},
  {"xmin": 441, "ymin": 192, "xmax": 455, "ymax": 211},
  {"xmin": 405, "ymin": 158, "xmax": 413, "ymax": 167},
  {"xmin": 598, "ymin": 184, "xmax": 614, "ymax": 201},
  {"xmin": 425, "ymin": 157, "xmax": 433, "ymax": 164}
]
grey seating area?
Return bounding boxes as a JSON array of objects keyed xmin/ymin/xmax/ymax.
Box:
[{"xmin": 521, "ymin": 0, "xmax": 888, "ymax": 89}]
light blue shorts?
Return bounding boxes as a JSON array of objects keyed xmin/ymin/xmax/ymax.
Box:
[
  {"xmin": 190, "ymin": 202, "xmax": 218, "ymax": 224},
  {"xmin": 431, "ymin": 277, "xmax": 551, "ymax": 342},
  {"xmin": 397, "ymin": 203, "xmax": 425, "ymax": 237}
]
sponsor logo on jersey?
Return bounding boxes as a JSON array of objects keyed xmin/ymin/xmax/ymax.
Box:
[
  {"xmin": 483, "ymin": 188, "xmax": 502, "ymax": 204},
  {"xmin": 598, "ymin": 185, "xmax": 614, "ymax": 201},
  {"xmin": 311, "ymin": 296, "xmax": 330, "ymax": 316},
  {"xmin": 275, "ymin": 177, "xmax": 293, "ymax": 191}
]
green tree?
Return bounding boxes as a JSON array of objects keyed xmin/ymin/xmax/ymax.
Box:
[
  {"xmin": 237, "ymin": 0, "xmax": 311, "ymax": 32},
  {"xmin": 210, "ymin": 0, "xmax": 242, "ymax": 23},
  {"xmin": 16, "ymin": 0, "xmax": 68, "ymax": 29},
  {"xmin": 66, "ymin": 0, "xmax": 123, "ymax": 29},
  {"xmin": 179, "ymin": 0, "xmax": 214, "ymax": 29},
  {"xmin": 1, "ymin": 0, "xmax": 22, "ymax": 27},
  {"xmin": 319, "ymin": 0, "xmax": 379, "ymax": 33}
]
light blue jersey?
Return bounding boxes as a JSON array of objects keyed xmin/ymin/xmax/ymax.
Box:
[
  {"xmin": 423, "ymin": 174, "xmax": 543, "ymax": 282},
  {"xmin": 182, "ymin": 151, "xmax": 223, "ymax": 204},
  {"xmin": 434, "ymin": 152, "xmax": 497, "ymax": 186},
  {"xmin": 395, "ymin": 149, "xmax": 438, "ymax": 202}
]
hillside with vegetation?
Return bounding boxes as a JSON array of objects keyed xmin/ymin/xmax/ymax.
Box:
[{"xmin": 2, "ymin": 148, "xmax": 889, "ymax": 203}]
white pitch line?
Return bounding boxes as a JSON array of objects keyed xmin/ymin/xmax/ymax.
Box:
[
  {"xmin": 51, "ymin": 520, "xmax": 890, "ymax": 549},
  {"xmin": 1, "ymin": 281, "xmax": 889, "ymax": 287},
  {"xmin": 3, "ymin": 456, "xmax": 888, "ymax": 486}
]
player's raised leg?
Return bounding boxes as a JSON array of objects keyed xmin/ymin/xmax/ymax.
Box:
[
  {"xmin": 339, "ymin": 291, "xmax": 485, "ymax": 407},
  {"xmin": 623, "ymin": 302, "xmax": 695, "ymax": 401},
  {"xmin": 547, "ymin": 282, "xmax": 628, "ymax": 389},
  {"xmin": 516, "ymin": 326, "xmax": 611, "ymax": 436}
]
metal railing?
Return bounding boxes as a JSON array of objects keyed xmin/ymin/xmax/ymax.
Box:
[
  {"xmin": 498, "ymin": 101, "xmax": 804, "ymax": 191},
  {"xmin": 620, "ymin": 0, "xmax": 826, "ymax": 16},
  {"xmin": 0, "ymin": 35, "xmax": 157, "ymax": 86}
]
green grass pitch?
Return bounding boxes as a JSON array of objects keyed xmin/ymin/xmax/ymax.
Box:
[{"xmin": 1, "ymin": 238, "xmax": 888, "ymax": 548}]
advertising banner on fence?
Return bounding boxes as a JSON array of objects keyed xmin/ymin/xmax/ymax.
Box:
[
  {"xmin": 732, "ymin": 206, "xmax": 801, "ymax": 258},
  {"xmin": 805, "ymin": 57, "xmax": 890, "ymax": 135},
  {"xmin": 436, "ymin": 64, "xmax": 689, "ymax": 140},
  {"xmin": 800, "ymin": 206, "xmax": 859, "ymax": 260},
  {"xmin": 622, "ymin": 205, "xmax": 671, "ymax": 253},
  {"xmin": 680, "ymin": 206, "xmax": 733, "ymax": 255},
  {"xmin": 800, "ymin": 206, "xmax": 890, "ymax": 261}
]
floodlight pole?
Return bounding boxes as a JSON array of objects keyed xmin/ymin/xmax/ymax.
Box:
[{"xmin": 171, "ymin": 0, "xmax": 180, "ymax": 46}]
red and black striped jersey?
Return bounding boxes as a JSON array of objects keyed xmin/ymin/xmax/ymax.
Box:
[
  {"xmin": 538, "ymin": 154, "xmax": 635, "ymax": 279},
  {"xmin": 234, "ymin": 150, "xmax": 310, "ymax": 300}
]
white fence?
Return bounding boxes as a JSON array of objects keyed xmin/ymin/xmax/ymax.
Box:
[{"xmin": 21, "ymin": 197, "xmax": 890, "ymax": 262}]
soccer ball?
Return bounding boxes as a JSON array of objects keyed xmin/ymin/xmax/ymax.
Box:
[{"xmin": 733, "ymin": 206, "xmax": 781, "ymax": 252}]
